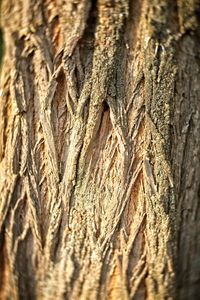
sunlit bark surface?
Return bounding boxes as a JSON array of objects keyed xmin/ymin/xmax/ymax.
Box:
[{"xmin": 0, "ymin": 1, "xmax": 200, "ymax": 299}]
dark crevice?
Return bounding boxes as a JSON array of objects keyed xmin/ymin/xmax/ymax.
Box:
[
  {"xmin": 51, "ymin": 212, "xmax": 63, "ymax": 261},
  {"xmin": 15, "ymin": 229, "xmax": 36, "ymax": 300},
  {"xmin": 103, "ymin": 100, "xmax": 109, "ymax": 112},
  {"xmin": 77, "ymin": 0, "xmax": 98, "ymax": 92},
  {"xmin": 168, "ymin": 0, "xmax": 179, "ymax": 35}
]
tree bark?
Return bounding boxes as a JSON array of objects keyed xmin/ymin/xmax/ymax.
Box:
[{"xmin": 0, "ymin": 0, "xmax": 200, "ymax": 299}]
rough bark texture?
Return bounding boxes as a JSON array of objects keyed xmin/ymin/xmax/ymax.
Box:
[{"xmin": 0, "ymin": 0, "xmax": 200, "ymax": 299}]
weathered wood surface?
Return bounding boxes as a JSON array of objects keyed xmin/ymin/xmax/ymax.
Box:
[{"xmin": 0, "ymin": 1, "xmax": 200, "ymax": 299}]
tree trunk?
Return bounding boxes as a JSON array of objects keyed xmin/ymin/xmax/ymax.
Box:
[{"xmin": 0, "ymin": 0, "xmax": 200, "ymax": 299}]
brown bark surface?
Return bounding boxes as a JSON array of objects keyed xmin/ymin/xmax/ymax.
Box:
[{"xmin": 0, "ymin": 0, "xmax": 200, "ymax": 299}]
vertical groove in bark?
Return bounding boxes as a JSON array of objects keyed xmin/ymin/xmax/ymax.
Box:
[{"xmin": 0, "ymin": 0, "xmax": 200, "ymax": 299}]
